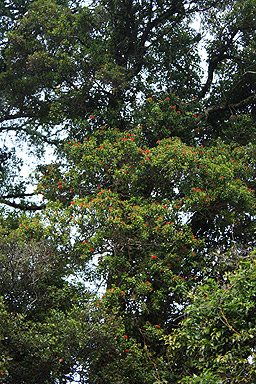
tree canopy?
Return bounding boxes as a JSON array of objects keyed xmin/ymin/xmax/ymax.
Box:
[{"xmin": 0, "ymin": 0, "xmax": 256, "ymax": 383}]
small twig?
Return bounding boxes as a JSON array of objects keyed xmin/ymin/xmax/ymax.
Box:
[
  {"xmin": 138, "ymin": 327, "xmax": 161, "ymax": 383},
  {"xmin": 219, "ymin": 276, "xmax": 248, "ymax": 334}
]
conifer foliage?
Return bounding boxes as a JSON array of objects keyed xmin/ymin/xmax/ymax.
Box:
[{"xmin": 0, "ymin": 0, "xmax": 256, "ymax": 383}]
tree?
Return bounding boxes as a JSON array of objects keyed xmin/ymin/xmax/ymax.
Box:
[
  {"xmin": 0, "ymin": 0, "xmax": 256, "ymax": 383},
  {"xmin": 34, "ymin": 125, "xmax": 255, "ymax": 383},
  {"xmin": 0, "ymin": 0, "xmax": 78, "ymax": 210},
  {"xmin": 167, "ymin": 251, "xmax": 256, "ymax": 383}
]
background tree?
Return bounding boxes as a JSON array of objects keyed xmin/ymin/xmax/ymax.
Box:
[{"xmin": 0, "ymin": 0, "xmax": 256, "ymax": 383}]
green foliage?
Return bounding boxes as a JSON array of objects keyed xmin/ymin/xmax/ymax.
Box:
[
  {"xmin": 167, "ymin": 255, "xmax": 256, "ymax": 383},
  {"xmin": 31, "ymin": 127, "xmax": 255, "ymax": 382},
  {"xmin": 0, "ymin": 147, "xmax": 25, "ymax": 199},
  {"xmin": 0, "ymin": 0, "xmax": 256, "ymax": 383}
]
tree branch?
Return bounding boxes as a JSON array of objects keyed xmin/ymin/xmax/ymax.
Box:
[
  {"xmin": 0, "ymin": 121, "xmax": 61, "ymax": 146},
  {"xmin": 198, "ymin": 94, "xmax": 256, "ymax": 120},
  {"xmin": 140, "ymin": 1, "xmax": 185, "ymax": 48},
  {"xmin": 228, "ymin": 71, "xmax": 256, "ymax": 100},
  {"xmin": 198, "ymin": 29, "xmax": 239, "ymax": 99},
  {"xmin": 1, "ymin": 192, "xmax": 36, "ymax": 199},
  {"xmin": 0, "ymin": 198, "xmax": 46, "ymax": 211}
]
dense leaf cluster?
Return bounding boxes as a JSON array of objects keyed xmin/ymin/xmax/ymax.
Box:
[{"xmin": 0, "ymin": 0, "xmax": 256, "ymax": 383}]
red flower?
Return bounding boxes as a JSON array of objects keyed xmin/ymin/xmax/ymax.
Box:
[
  {"xmin": 90, "ymin": 115, "xmax": 95, "ymax": 119},
  {"xmin": 123, "ymin": 335, "xmax": 128, "ymax": 339},
  {"xmin": 145, "ymin": 281, "xmax": 150, "ymax": 284},
  {"xmin": 151, "ymin": 255, "xmax": 157, "ymax": 260},
  {"xmin": 156, "ymin": 325, "xmax": 161, "ymax": 329},
  {"xmin": 90, "ymin": 248, "xmax": 94, "ymax": 252},
  {"xmin": 126, "ymin": 349, "xmax": 129, "ymax": 352},
  {"xmin": 58, "ymin": 185, "xmax": 62, "ymax": 188}
]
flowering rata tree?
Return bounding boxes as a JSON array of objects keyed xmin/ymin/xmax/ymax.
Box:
[{"xmin": 0, "ymin": 0, "xmax": 256, "ymax": 383}]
